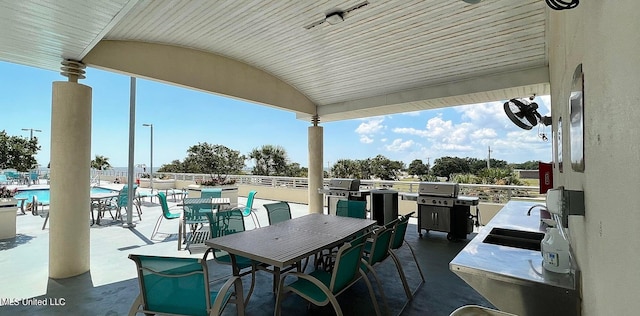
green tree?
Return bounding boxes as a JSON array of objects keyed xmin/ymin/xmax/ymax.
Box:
[
  {"xmin": 331, "ymin": 159, "xmax": 360, "ymax": 178},
  {"xmin": 407, "ymin": 159, "xmax": 429, "ymax": 176},
  {"xmin": 248, "ymin": 145, "xmax": 289, "ymax": 176},
  {"xmin": 284, "ymin": 162, "xmax": 307, "ymax": 177},
  {"xmin": 477, "ymin": 168, "xmax": 523, "ymax": 185},
  {"xmin": 511, "ymin": 160, "xmax": 540, "ymax": 170},
  {"xmin": 467, "ymin": 157, "xmax": 508, "ymax": 175},
  {"xmin": 370, "ymin": 155, "xmax": 404, "ymax": 180},
  {"xmin": 158, "ymin": 160, "xmax": 185, "ymax": 173},
  {"xmin": 90, "ymin": 155, "xmax": 112, "ymax": 170},
  {"xmin": 431, "ymin": 156, "xmax": 470, "ymax": 180},
  {"xmin": 0, "ymin": 130, "xmax": 40, "ymax": 171},
  {"xmin": 186, "ymin": 143, "xmax": 245, "ymax": 182}
]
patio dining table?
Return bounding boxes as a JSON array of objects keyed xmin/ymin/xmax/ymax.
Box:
[
  {"xmin": 204, "ymin": 213, "xmax": 377, "ymax": 310},
  {"xmin": 178, "ymin": 197, "xmax": 231, "ymax": 251},
  {"xmin": 90, "ymin": 192, "xmax": 119, "ymax": 225}
]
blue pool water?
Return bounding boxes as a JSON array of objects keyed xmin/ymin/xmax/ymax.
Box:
[{"xmin": 15, "ymin": 187, "xmax": 116, "ymax": 205}]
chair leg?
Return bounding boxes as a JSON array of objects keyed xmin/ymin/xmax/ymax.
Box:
[
  {"xmin": 177, "ymin": 220, "xmax": 183, "ymax": 251},
  {"xmin": 359, "ymin": 269, "xmax": 382, "ymax": 316},
  {"xmin": 128, "ymin": 294, "xmax": 143, "ymax": 316},
  {"xmin": 362, "ymin": 262, "xmax": 390, "ymax": 315},
  {"xmin": 274, "ymin": 276, "xmax": 288, "ymax": 316},
  {"xmin": 388, "ymin": 251, "xmax": 414, "ymax": 300},
  {"xmin": 250, "ymin": 212, "xmax": 260, "ymax": 228},
  {"xmin": 42, "ymin": 213, "xmax": 49, "ymax": 230},
  {"xmin": 403, "ymin": 241, "xmax": 426, "ymax": 282},
  {"xmin": 150, "ymin": 215, "xmax": 164, "ymax": 240}
]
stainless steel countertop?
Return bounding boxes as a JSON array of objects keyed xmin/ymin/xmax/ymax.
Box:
[{"xmin": 450, "ymin": 201, "xmax": 576, "ymax": 290}]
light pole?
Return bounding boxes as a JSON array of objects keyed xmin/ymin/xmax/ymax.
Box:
[
  {"xmin": 22, "ymin": 128, "xmax": 42, "ymax": 186},
  {"xmin": 22, "ymin": 128, "xmax": 42, "ymax": 140},
  {"xmin": 142, "ymin": 123, "xmax": 153, "ymax": 192}
]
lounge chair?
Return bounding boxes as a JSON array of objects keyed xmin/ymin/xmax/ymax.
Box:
[
  {"xmin": 128, "ymin": 254, "xmax": 244, "ymax": 316},
  {"xmin": 0, "ymin": 174, "xmax": 8, "ymax": 185}
]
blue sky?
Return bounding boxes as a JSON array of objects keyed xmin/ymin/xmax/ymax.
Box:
[{"xmin": 1, "ymin": 61, "xmax": 551, "ymax": 169}]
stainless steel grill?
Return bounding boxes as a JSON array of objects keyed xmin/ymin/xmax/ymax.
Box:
[
  {"xmin": 318, "ymin": 178, "xmax": 364, "ymax": 197},
  {"xmin": 318, "ymin": 178, "xmax": 369, "ymax": 214},
  {"xmin": 417, "ymin": 182, "xmax": 478, "ymax": 240}
]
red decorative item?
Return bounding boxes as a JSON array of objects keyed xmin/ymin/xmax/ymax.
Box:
[{"xmin": 539, "ymin": 162, "xmax": 553, "ymax": 194}]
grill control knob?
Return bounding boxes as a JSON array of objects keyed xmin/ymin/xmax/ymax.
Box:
[
  {"xmin": 420, "ymin": 199, "xmax": 425, "ymax": 203},
  {"xmin": 433, "ymin": 199, "xmax": 437, "ymax": 204},
  {"xmin": 444, "ymin": 200, "xmax": 448, "ymax": 205}
]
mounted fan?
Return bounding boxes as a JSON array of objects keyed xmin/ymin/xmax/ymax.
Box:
[
  {"xmin": 304, "ymin": 1, "xmax": 369, "ymax": 29},
  {"xmin": 503, "ymin": 97, "xmax": 552, "ymax": 130}
]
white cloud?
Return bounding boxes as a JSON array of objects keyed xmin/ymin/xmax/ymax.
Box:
[
  {"xmin": 359, "ymin": 135, "xmax": 374, "ymax": 144},
  {"xmin": 392, "ymin": 127, "xmax": 429, "ymax": 137},
  {"xmin": 385, "ymin": 139, "xmax": 414, "ymax": 152},
  {"xmin": 537, "ymin": 95, "xmax": 551, "ymax": 115},
  {"xmin": 471, "ymin": 128, "xmax": 497, "ymax": 139},
  {"xmin": 355, "ymin": 118, "xmax": 385, "ymax": 134}
]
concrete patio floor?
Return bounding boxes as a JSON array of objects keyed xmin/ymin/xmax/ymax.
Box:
[{"xmin": 0, "ymin": 189, "xmax": 493, "ymax": 315}]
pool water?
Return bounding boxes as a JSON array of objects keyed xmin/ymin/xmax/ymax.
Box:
[{"xmin": 15, "ymin": 187, "xmax": 117, "ymax": 205}]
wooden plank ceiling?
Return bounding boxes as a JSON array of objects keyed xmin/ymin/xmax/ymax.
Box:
[{"xmin": 0, "ymin": 0, "xmax": 549, "ymax": 122}]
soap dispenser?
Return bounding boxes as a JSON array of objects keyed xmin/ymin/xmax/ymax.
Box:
[{"xmin": 541, "ymin": 227, "xmax": 571, "ymax": 273}]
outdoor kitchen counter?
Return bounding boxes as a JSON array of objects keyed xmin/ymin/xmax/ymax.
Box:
[
  {"xmin": 450, "ymin": 201, "xmax": 579, "ymax": 315},
  {"xmin": 451, "ymin": 200, "xmax": 577, "ymax": 288}
]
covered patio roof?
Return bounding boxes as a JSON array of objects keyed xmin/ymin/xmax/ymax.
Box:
[{"xmin": 0, "ymin": 0, "xmax": 549, "ymax": 121}]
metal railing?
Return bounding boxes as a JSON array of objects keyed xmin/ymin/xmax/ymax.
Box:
[{"xmin": 80, "ymin": 171, "xmax": 542, "ymax": 204}]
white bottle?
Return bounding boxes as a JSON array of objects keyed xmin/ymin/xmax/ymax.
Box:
[{"xmin": 541, "ymin": 227, "xmax": 571, "ymax": 273}]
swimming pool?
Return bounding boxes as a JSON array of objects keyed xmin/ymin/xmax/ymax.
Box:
[{"xmin": 15, "ymin": 187, "xmax": 117, "ymax": 205}]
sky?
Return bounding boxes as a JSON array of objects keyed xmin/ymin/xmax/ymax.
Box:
[{"xmin": 0, "ymin": 60, "xmax": 552, "ymax": 169}]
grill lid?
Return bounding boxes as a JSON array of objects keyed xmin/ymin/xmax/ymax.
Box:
[
  {"xmin": 328, "ymin": 178, "xmax": 361, "ymax": 191},
  {"xmin": 418, "ymin": 182, "xmax": 459, "ymax": 197}
]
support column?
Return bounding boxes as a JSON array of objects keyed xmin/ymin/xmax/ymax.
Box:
[
  {"xmin": 308, "ymin": 115, "xmax": 324, "ymax": 214},
  {"xmin": 49, "ymin": 60, "xmax": 92, "ymax": 278}
]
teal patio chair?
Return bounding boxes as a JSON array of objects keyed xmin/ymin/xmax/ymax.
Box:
[
  {"xmin": 264, "ymin": 201, "xmax": 291, "ymax": 225},
  {"xmin": 361, "ymin": 225, "xmax": 395, "ymax": 314},
  {"xmin": 181, "ymin": 198, "xmax": 213, "ymax": 251},
  {"xmin": 386, "ymin": 211, "xmax": 425, "ymax": 300},
  {"xmin": 201, "ymin": 187, "xmax": 222, "ymax": 210},
  {"xmin": 29, "ymin": 172, "xmax": 39, "ymax": 184},
  {"xmin": 336, "ymin": 199, "xmax": 367, "ymax": 219},
  {"xmin": 128, "ymin": 254, "xmax": 244, "ymax": 316},
  {"xmin": 203, "ymin": 209, "xmax": 257, "ymax": 307},
  {"xmin": 275, "ymin": 233, "xmax": 381, "ymax": 316},
  {"xmin": 321, "ymin": 199, "xmax": 368, "ymax": 269},
  {"xmin": 230, "ymin": 190, "xmax": 260, "ymax": 228},
  {"xmin": 150, "ymin": 192, "xmax": 182, "ymax": 242},
  {"xmin": 0, "ymin": 174, "xmax": 8, "ymax": 185},
  {"xmin": 112, "ymin": 184, "xmax": 141, "ymax": 221}
]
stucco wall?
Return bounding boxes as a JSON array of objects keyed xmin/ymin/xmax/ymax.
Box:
[{"xmin": 549, "ymin": 2, "xmax": 640, "ymax": 315}]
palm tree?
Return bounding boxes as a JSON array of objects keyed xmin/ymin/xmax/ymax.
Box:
[{"xmin": 91, "ymin": 155, "xmax": 112, "ymax": 185}]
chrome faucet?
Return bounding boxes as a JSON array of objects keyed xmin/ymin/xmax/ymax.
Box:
[{"xmin": 527, "ymin": 204, "xmax": 548, "ymax": 216}]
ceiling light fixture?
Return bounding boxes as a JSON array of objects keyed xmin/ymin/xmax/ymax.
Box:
[
  {"xmin": 462, "ymin": 0, "xmax": 483, "ymax": 4},
  {"xmin": 325, "ymin": 12, "xmax": 344, "ymax": 25}
]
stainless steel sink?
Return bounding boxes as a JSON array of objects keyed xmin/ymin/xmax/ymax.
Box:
[{"xmin": 483, "ymin": 228, "xmax": 544, "ymax": 251}]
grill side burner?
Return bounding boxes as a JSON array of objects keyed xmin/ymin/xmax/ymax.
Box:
[{"xmin": 417, "ymin": 182, "xmax": 478, "ymax": 240}]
